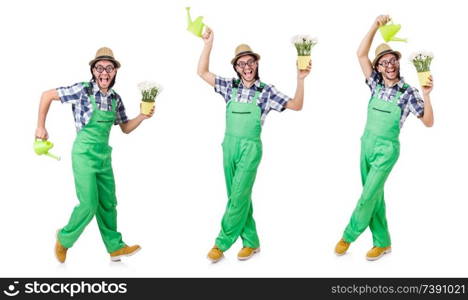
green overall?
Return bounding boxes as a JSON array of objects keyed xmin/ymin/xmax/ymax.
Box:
[
  {"xmin": 215, "ymin": 82, "xmax": 265, "ymax": 251},
  {"xmin": 57, "ymin": 82, "xmax": 125, "ymax": 253},
  {"xmin": 343, "ymin": 84, "xmax": 408, "ymax": 248}
]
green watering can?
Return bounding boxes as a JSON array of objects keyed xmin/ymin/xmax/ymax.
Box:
[
  {"xmin": 186, "ymin": 7, "xmax": 205, "ymax": 37},
  {"xmin": 34, "ymin": 139, "xmax": 60, "ymax": 161},
  {"xmin": 379, "ymin": 21, "xmax": 407, "ymax": 43}
]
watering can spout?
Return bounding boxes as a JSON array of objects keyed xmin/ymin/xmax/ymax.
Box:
[
  {"xmin": 379, "ymin": 22, "xmax": 407, "ymax": 43},
  {"xmin": 391, "ymin": 37, "xmax": 407, "ymax": 43},
  {"xmin": 186, "ymin": 7, "xmax": 192, "ymax": 26},
  {"xmin": 186, "ymin": 7, "xmax": 205, "ymax": 37}
]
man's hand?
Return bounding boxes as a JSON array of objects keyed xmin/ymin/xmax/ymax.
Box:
[
  {"xmin": 374, "ymin": 15, "xmax": 391, "ymax": 29},
  {"xmin": 35, "ymin": 127, "xmax": 49, "ymax": 140},
  {"xmin": 421, "ymin": 75, "xmax": 433, "ymax": 96},
  {"xmin": 297, "ymin": 60, "xmax": 312, "ymax": 80},
  {"xmin": 202, "ymin": 27, "xmax": 213, "ymax": 46},
  {"xmin": 419, "ymin": 75, "xmax": 434, "ymax": 127},
  {"xmin": 140, "ymin": 104, "xmax": 155, "ymax": 119}
]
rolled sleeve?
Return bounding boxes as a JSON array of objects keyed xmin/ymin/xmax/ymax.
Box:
[
  {"xmin": 407, "ymin": 88, "xmax": 425, "ymax": 118},
  {"xmin": 114, "ymin": 96, "xmax": 128, "ymax": 125},
  {"xmin": 214, "ymin": 76, "xmax": 232, "ymax": 102},
  {"xmin": 56, "ymin": 82, "xmax": 85, "ymax": 104},
  {"xmin": 365, "ymin": 70, "xmax": 381, "ymax": 92},
  {"xmin": 268, "ymin": 85, "xmax": 291, "ymax": 112}
]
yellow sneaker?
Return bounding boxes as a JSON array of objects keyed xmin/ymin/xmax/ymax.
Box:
[
  {"xmin": 207, "ymin": 246, "xmax": 224, "ymax": 263},
  {"xmin": 366, "ymin": 246, "xmax": 391, "ymax": 261},
  {"xmin": 110, "ymin": 245, "xmax": 141, "ymax": 262},
  {"xmin": 55, "ymin": 240, "xmax": 68, "ymax": 263},
  {"xmin": 237, "ymin": 247, "xmax": 260, "ymax": 261},
  {"xmin": 335, "ymin": 238, "xmax": 351, "ymax": 256}
]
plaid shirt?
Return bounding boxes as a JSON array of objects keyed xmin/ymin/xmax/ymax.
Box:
[
  {"xmin": 366, "ymin": 71, "xmax": 424, "ymax": 128},
  {"xmin": 214, "ymin": 76, "xmax": 291, "ymax": 125},
  {"xmin": 57, "ymin": 81, "xmax": 128, "ymax": 132}
]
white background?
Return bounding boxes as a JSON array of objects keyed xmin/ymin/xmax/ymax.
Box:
[{"xmin": 0, "ymin": 0, "xmax": 466, "ymax": 277}]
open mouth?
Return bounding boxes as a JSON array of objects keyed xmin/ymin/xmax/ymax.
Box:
[
  {"xmin": 385, "ymin": 67, "xmax": 397, "ymax": 78},
  {"xmin": 98, "ymin": 77, "xmax": 110, "ymax": 85},
  {"xmin": 243, "ymin": 69, "xmax": 254, "ymax": 78}
]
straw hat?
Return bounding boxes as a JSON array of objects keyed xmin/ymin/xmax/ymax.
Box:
[
  {"xmin": 89, "ymin": 47, "xmax": 121, "ymax": 68},
  {"xmin": 372, "ymin": 43, "xmax": 401, "ymax": 68},
  {"xmin": 231, "ymin": 44, "xmax": 261, "ymax": 65}
]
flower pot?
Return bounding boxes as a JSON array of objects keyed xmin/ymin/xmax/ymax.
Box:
[
  {"xmin": 297, "ymin": 55, "xmax": 311, "ymax": 70},
  {"xmin": 417, "ymin": 71, "xmax": 431, "ymax": 86},
  {"xmin": 141, "ymin": 101, "xmax": 155, "ymax": 115}
]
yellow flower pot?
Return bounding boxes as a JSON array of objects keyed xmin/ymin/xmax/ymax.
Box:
[
  {"xmin": 417, "ymin": 71, "xmax": 431, "ymax": 87},
  {"xmin": 297, "ymin": 55, "xmax": 311, "ymax": 70},
  {"xmin": 141, "ymin": 101, "xmax": 155, "ymax": 115}
]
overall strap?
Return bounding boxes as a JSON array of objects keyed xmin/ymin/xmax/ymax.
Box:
[
  {"xmin": 230, "ymin": 80, "xmax": 265, "ymax": 103},
  {"xmin": 82, "ymin": 82, "xmax": 97, "ymax": 110},
  {"xmin": 230, "ymin": 79, "xmax": 240, "ymax": 102},
  {"xmin": 108, "ymin": 88, "xmax": 117, "ymax": 112},
  {"xmin": 252, "ymin": 82, "xmax": 266, "ymax": 102},
  {"xmin": 374, "ymin": 84, "xmax": 382, "ymax": 97},
  {"xmin": 391, "ymin": 83, "xmax": 409, "ymax": 104},
  {"xmin": 110, "ymin": 94, "xmax": 117, "ymax": 112}
]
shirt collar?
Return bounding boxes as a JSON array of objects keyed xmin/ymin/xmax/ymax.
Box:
[
  {"xmin": 91, "ymin": 81, "xmax": 114, "ymax": 97},
  {"xmin": 377, "ymin": 74, "xmax": 406, "ymax": 89},
  {"xmin": 237, "ymin": 79, "xmax": 261, "ymax": 89}
]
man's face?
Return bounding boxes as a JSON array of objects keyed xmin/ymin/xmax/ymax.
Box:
[
  {"xmin": 92, "ymin": 60, "xmax": 117, "ymax": 90},
  {"xmin": 234, "ymin": 55, "xmax": 257, "ymax": 82},
  {"xmin": 377, "ymin": 53, "xmax": 399, "ymax": 81}
]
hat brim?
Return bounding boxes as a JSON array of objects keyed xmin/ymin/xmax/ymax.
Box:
[
  {"xmin": 231, "ymin": 51, "xmax": 261, "ymax": 65},
  {"xmin": 373, "ymin": 50, "xmax": 401, "ymax": 68},
  {"xmin": 89, "ymin": 56, "xmax": 121, "ymax": 68}
]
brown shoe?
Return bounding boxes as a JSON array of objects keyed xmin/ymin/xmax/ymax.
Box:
[
  {"xmin": 110, "ymin": 245, "xmax": 141, "ymax": 262},
  {"xmin": 237, "ymin": 247, "xmax": 260, "ymax": 261},
  {"xmin": 366, "ymin": 246, "xmax": 391, "ymax": 261},
  {"xmin": 55, "ymin": 240, "xmax": 68, "ymax": 263},
  {"xmin": 207, "ymin": 246, "xmax": 224, "ymax": 263},
  {"xmin": 335, "ymin": 238, "xmax": 351, "ymax": 256}
]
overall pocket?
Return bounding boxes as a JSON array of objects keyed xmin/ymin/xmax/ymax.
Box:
[
  {"xmin": 372, "ymin": 107, "xmax": 391, "ymax": 113},
  {"xmin": 231, "ymin": 111, "xmax": 252, "ymax": 114}
]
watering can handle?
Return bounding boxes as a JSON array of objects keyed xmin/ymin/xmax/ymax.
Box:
[{"xmin": 379, "ymin": 20, "xmax": 393, "ymax": 27}]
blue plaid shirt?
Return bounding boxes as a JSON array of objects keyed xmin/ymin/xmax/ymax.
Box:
[
  {"xmin": 366, "ymin": 71, "xmax": 424, "ymax": 128},
  {"xmin": 56, "ymin": 81, "xmax": 128, "ymax": 132},
  {"xmin": 214, "ymin": 76, "xmax": 291, "ymax": 125}
]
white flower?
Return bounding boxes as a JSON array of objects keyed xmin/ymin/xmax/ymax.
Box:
[
  {"xmin": 408, "ymin": 50, "xmax": 433, "ymax": 72},
  {"xmin": 422, "ymin": 51, "xmax": 434, "ymax": 59},
  {"xmin": 291, "ymin": 35, "xmax": 318, "ymax": 56},
  {"xmin": 138, "ymin": 81, "xmax": 163, "ymax": 101},
  {"xmin": 138, "ymin": 81, "xmax": 162, "ymax": 92},
  {"xmin": 291, "ymin": 35, "xmax": 318, "ymax": 45},
  {"xmin": 409, "ymin": 52, "xmax": 418, "ymax": 63},
  {"xmin": 409, "ymin": 51, "xmax": 434, "ymax": 63}
]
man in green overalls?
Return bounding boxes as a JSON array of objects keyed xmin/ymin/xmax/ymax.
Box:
[
  {"xmin": 35, "ymin": 47, "xmax": 154, "ymax": 263},
  {"xmin": 335, "ymin": 15, "xmax": 434, "ymax": 261},
  {"xmin": 197, "ymin": 28, "xmax": 312, "ymax": 262}
]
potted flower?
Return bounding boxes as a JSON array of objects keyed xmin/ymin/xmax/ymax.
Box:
[
  {"xmin": 409, "ymin": 51, "xmax": 433, "ymax": 86},
  {"xmin": 292, "ymin": 35, "xmax": 318, "ymax": 70},
  {"xmin": 138, "ymin": 81, "xmax": 162, "ymax": 115}
]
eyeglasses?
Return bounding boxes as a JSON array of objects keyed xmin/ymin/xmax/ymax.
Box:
[
  {"xmin": 236, "ymin": 59, "xmax": 257, "ymax": 68},
  {"xmin": 94, "ymin": 65, "xmax": 115, "ymax": 73},
  {"xmin": 378, "ymin": 57, "xmax": 399, "ymax": 68}
]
